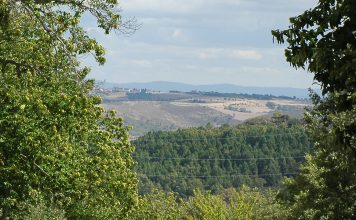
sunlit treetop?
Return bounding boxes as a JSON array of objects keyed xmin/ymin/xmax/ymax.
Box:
[
  {"xmin": 0, "ymin": 0, "xmax": 138, "ymax": 70},
  {"xmin": 0, "ymin": 1, "xmax": 140, "ymax": 218}
]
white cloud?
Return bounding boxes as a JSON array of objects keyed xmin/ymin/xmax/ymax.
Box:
[
  {"xmin": 171, "ymin": 29, "xmax": 188, "ymax": 41},
  {"xmin": 195, "ymin": 48, "xmax": 262, "ymax": 60},
  {"xmin": 121, "ymin": 0, "xmax": 315, "ymax": 14},
  {"xmin": 196, "ymin": 48, "xmax": 221, "ymax": 59},
  {"xmin": 241, "ymin": 66, "xmax": 281, "ymax": 75},
  {"xmin": 172, "ymin": 29, "xmax": 182, "ymax": 38},
  {"xmin": 121, "ymin": 0, "xmax": 203, "ymax": 13},
  {"xmin": 138, "ymin": 17, "xmax": 159, "ymax": 25},
  {"xmin": 128, "ymin": 59, "xmax": 153, "ymax": 67},
  {"xmin": 230, "ymin": 49, "xmax": 262, "ymax": 60},
  {"xmin": 121, "ymin": 0, "xmax": 244, "ymax": 13}
]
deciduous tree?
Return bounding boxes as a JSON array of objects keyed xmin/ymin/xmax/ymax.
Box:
[
  {"xmin": 0, "ymin": 0, "xmax": 138, "ymax": 219},
  {"xmin": 272, "ymin": 0, "xmax": 356, "ymax": 218}
]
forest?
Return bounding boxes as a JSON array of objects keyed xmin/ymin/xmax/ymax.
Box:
[
  {"xmin": 1, "ymin": 0, "xmax": 355, "ymax": 219},
  {"xmin": 133, "ymin": 117, "xmax": 311, "ymax": 197},
  {"xmin": 125, "ymin": 91, "xmax": 297, "ymax": 102}
]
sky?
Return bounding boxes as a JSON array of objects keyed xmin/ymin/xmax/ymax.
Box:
[{"xmin": 84, "ymin": 0, "xmax": 319, "ymax": 89}]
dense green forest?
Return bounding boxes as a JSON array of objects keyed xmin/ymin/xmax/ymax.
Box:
[{"xmin": 133, "ymin": 117, "xmax": 312, "ymax": 197}]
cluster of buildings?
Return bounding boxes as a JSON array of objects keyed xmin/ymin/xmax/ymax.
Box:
[{"xmin": 93, "ymin": 86, "xmax": 159, "ymax": 94}]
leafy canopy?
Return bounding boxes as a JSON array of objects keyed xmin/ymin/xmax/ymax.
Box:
[
  {"xmin": 272, "ymin": 0, "xmax": 356, "ymax": 219},
  {"xmin": 0, "ymin": 0, "xmax": 138, "ymax": 219}
]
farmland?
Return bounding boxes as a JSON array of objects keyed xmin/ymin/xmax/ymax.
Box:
[{"xmin": 100, "ymin": 91, "xmax": 311, "ymax": 136}]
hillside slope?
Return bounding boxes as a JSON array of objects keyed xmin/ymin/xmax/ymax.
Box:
[
  {"xmin": 133, "ymin": 118, "xmax": 312, "ymax": 197},
  {"xmin": 104, "ymin": 101, "xmax": 239, "ymax": 136}
]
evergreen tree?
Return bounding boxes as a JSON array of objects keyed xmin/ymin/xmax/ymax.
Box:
[{"xmin": 133, "ymin": 119, "xmax": 311, "ymax": 197}]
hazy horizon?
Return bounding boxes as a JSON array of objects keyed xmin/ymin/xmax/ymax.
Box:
[{"xmin": 101, "ymin": 80, "xmax": 319, "ymax": 90}]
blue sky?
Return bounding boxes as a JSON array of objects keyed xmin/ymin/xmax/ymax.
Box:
[{"xmin": 85, "ymin": 0, "xmax": 318, "ymax": 89}]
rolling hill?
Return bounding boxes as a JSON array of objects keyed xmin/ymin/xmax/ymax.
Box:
[{"xmin": 101, "ymin": 81, "xmax": 317, "ymax": 99}]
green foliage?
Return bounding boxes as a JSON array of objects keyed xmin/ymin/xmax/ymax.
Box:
[
  {"xmin": 272, "ymin": 0, "xmax": 356, "ymax": 97},
  {"xmin": 224, "ymin": 104, "xmax": 251, "ymax": 113},
  {"xmin": 0, "ymin": 0, "xmax": 138, "ymax": 219},
  {"xmin": 185, "ymin": 187, "xmax": 288, "ymax": 220},
  {"xmin": 13, "ymin": 197, "xmax": 66, "ymax": 220},
  {"xmin": 188, "ymin": 91, "xmax": 296, "ymax": 100},
  {"xmin": 266, "ymin": 102, "xmax": 307, "ymax": 118},
  {"xmin": 273, "ymin": 0, "xmax": 356, "ymax": 219},
  {"xmin": 128, "ymin": 189, "xmax": 184, "ymax": 220},
  {"xmin": 126, "ymin": 91, "xmax": 191, "ymax": 101},
  {"xmin": 133, "ymin": 118, "xmax": 311, "ymax": 197},
  {"xmin": 128, "ymin": 187, "xmax": 287, "ymax": 220},
  {"xmin": 186, "ymin": 190, "xmax": 231, "ymax": 220}
]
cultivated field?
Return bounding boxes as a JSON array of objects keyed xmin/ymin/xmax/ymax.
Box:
[{"xmin": 101, "ymin": 92, "xmax": 311, "ymax": 136}]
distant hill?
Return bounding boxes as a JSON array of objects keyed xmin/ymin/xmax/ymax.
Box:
[
  {"xmin": 101, "ymin": 81, "xmax": 316, "ymax": 98},
  {"xmin": 103, "ymin": 101, "xmax": 239, "ymax": 137}
]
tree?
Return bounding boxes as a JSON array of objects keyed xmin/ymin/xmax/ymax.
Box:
[
  {"xmin": 0, "ymin": 0, "xmax": 138, "ymax": 219},
  {"xmin": 128, "ymin": 189, "xmax": 184, "ymax": 220},
  {"xmin": 133, "ymin": 122, "xmax": 310, "ymax": 198},
  {"xmin": 272, "ymin": 0, "xmax": 356, "ymax": 219},
  {"xmin": 128, "ymin": 187, "xmax": 288, "ymax": 220}
]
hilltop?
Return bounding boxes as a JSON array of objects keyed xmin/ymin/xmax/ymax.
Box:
[{"xmin": 100, "ymin": 81, "xmax": 316, "ymax": 99}]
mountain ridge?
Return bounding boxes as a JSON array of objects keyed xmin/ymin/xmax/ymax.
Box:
[{"xmin": 100, "ymin": 81, "xmax": 316, "ymax": 98}]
